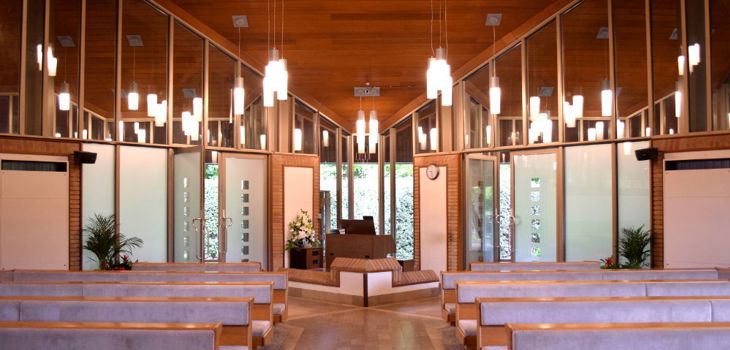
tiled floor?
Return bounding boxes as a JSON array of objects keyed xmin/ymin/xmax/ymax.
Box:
[{"xmin": 262, "ymin": 296, "xmax": 461, "ymax": 350}]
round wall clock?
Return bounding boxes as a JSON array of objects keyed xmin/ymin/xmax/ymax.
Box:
[{"xmin": 426, "ymin": 164, "xmax": 440, "ymax": 180}]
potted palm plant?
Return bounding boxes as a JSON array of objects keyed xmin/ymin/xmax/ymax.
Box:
[
  {"xmin": 619, "ymin": 225, "xmax": 651, "ymax": 269},
  {"xmin": 83, "ymin": 214, "xmax": 143, "ymax": 270}
]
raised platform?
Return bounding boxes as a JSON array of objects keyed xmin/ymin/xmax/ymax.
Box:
[{"xmin": 287, "ymin": 258, "xmax": 440, "ymax": 307}]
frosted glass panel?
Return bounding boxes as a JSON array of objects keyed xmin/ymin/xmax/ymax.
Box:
[
  {"xmin": 81, "ymin": 144, "xmax": 115, "ymax": 270},
  {"xmin": 174, "ymin": 150, "xmax": 201, "ymax": 262},
  {"xmin": 119, "ymin": 146, "xmax": 167, "ymax": 262},
  {"xmin": 464, "ymin": 157, "xmax": 496, "ymax": 264},
  {"xmin": 617, "ymin": 141, "xmax": 650, "ymax": 265},
  {"xmin": 225, "ymin": 157, "xmax": 267, "ymax": 268},
  {"xmin": 565, "ymin": 144, "xmax": 613, "ymax": 261},
  {"xmin": 514, "ymin": 152, "xmax": 558, "ymax": 262}
]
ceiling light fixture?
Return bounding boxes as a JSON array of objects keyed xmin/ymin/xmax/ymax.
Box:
[
  {"xmin": 426, "ymin": 0, "xmax": 452, "ymax": 106},
  {"xmin": 368, "ymin": 96, "xmax": 378, "ymax": 155},
  {"xmin": 264, "ymin": 0, "xmax": 288, "ymax": 107},
  {"xmin": 233, "ymin": 23, "xmax": 246, "ymax": 116},
  {"xmin": 126, "ymin": 36, "xmax": 142, "ymax": 111},
  {"xmin": 356, "ymin": 97, "xmax": 366, "ymax": 154},
  {"xmin": 600, "ymin": 79, "xmax": 613, "ymax": 117}
]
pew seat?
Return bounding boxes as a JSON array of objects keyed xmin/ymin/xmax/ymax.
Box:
[
  {"xmin": 501, "ymin": 322, "xmax": 730, "ymax": 350},
  {"xmin": 132, "ymin": 262, "xmax": 262, "ymax": 273},
  {"xmin": 0, "ymin": 321, "xmax": 222, "ymax": 350},
  {"xmin": 469, "ymin": 261, "xmax": 600, "ymax": 272}
]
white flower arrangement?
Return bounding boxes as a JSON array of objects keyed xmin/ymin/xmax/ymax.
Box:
[{"xmin": 286, "ymin": 210, "xmax": 320, "ymax": 250}]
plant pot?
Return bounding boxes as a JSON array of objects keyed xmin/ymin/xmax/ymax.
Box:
[{"xmin": 289, "ymin": 249, "xmax": 308, "ymax": 270}]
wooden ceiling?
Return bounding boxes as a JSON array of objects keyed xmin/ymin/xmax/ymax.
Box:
[{"xmin": 168, "ymin": 0, "xmax": 559, "ymax": 129}]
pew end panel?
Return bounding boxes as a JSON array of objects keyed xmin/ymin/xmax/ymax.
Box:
[
  {"xmin": 455, "ymin": 302, "xmax": 479, "ymax": 349},
  {"xmin": 441, "ymin": 289, "xmax": 456, "ymax": 323}
]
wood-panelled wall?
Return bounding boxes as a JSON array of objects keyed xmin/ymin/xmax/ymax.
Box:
[
  {"xmin": 0, "ymin": 136, "xmax": 82, "ymax": 270},
  {"xmin": 650, "ymin": 133, "xmax": 730, "ymax": 268},
  {"xmin": 270, "ymin": 153, "xmax": 320, "ymax": 271},
  {"xmin": 413, "ymin": 153, "xmax": 462, "ymax": 271}
]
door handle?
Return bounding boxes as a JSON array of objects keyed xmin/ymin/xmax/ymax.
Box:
[{"xmin": 191, "ymin": 218, "xmax": 203, "ymax": 262}]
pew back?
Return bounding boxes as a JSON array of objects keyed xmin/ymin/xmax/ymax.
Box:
[
  {"xmin": 0, "ymin": 296, "xmax": 252, "ymax": 347},
  {"xmin": 0, "ymin": 321, "xmax": 222, "ymax": 350},
  {"xmin": 507, "ymin": 323, "xmax": 730, "ymax": 350},
  {"xmin": 133, "ymin": 262, "xmax": 262, "ymax": 273},
  {"xmin": 469, "ymin": 261, "xmax": 600, "ymax": 271}
]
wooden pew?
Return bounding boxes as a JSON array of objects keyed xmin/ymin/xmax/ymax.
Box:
[
  {"xmin": 468, "ymin": 261, "xmax": 600, "ymax": 271},
  {"xmin": 0, "ymin": 321, "xmax": 222, "ymax": 350},
  {"xmin": 9, "ymin": 270, "xmax": 290, "ymax": 323},
  {"xmin": 454, "ymin": 279, "xmax": 730, "ymax": 348},
  {"xmin": 0, "ymin": 296, "xmax": 253, "ymax": 349},
  {"xmin": 0, "ymin": 281, "xmax": 275, "ymax": 347},
  {"xmin": 133, "ymin": 262, "xmax": 262, "ymax": 273},
  {"xmin": 475, "ymin": 296, "xmax": 730, "ymax": 349},
  {"xmin": 439, "ymin": 268, "xmax": 721, "ymax": 324},
  {"xmin": 506, "ymin": 323, "xmax": 730, "ymax": 350}
]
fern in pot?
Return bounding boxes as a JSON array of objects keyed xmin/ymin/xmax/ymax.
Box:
[
  {"xmin": 619, "ymin": 225, "xmax": 651, "ymax": 269},
  {"xmin": 83, "ymin": 214, "xmax": 143, "ymax": 270}
]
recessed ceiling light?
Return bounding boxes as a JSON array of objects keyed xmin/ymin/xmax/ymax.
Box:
[
  {"xmin": 57, "ymin": 36, "xmax": 76, "ymax": 48},
  {"xmin": 485, "ymin": 13, "xmax": 502, "ymax": 26},
  {"xmin": 232, "ymin": 15, "xmax": 249, "ymax": 28},
  {"xmin": 596, "ymin": 27, "xmax": 609, "ymax": 39},
  {"xmin": 539, "ymin": 86, "xmax": 554, "ymax": 97},
  {"xmin": 126, "ymin": 35, "xmax": 144, "ymax": 47},
  {"xmin": 354, "ymin": 87, "xmax": 380, "ymax": 97}
]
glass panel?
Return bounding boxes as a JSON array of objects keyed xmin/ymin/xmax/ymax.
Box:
[
  {"xmin": 119, "ymin": 146, "xmax": 168, "ymax": 262},
  {"xmin": 464, "ymin": 157, "xmax": 496, "ymax": 264},
  {"xmin": 686, "ymin": 0, "xmax": 708, "ymax": 131},
  {"xmin": 526, "ymin": 21, "xmax": 558, "ymax": 144},
  {"xmin": 172, "ymin": 22, "xmax": 203, "ymax": 145},
  {"xmin": 395, "ymin": 118, "xmax": 414, "ymax": 260},
  {"xmin": 204, "ymin": 150, "xmax": 220, "ymax": 261},
  {"xmin": 294, "ymin": 100, "xmax": 316, "ymax": 154},
  {"xmin": 710, "ymin": 0, "xmax": 730, "ymax": 131},
  {"xmin": 498, "ymin": 152, "xmax": 512, "ymax": 260},
  {"xmin": 651, "ymin": 0, "xmax": 682, "ymax": 135},
  {"xmin": 0, "ymin": 0, "xmax": 21, "ymax": 134},
  {"xmin": 84, "ymin": 0, "xmax": 116, "ymax": 141},
  {"xmin": 341, "ymin": 134, "xmax": 350, "ymax": 220},
  {"xmin": 225, "ymin": 157, "xmax": 267, "ymax": 268},
  {"xmin": 319, "ymin": 117, "xmax": 338, "ymax": 232},
  {"xmin": 382, "ymin": 133, "xmax": 391, "ymax": 235},
  {"xmin": 24, "ymin": 0, "xmax": 45, "ymax": 136},
  {"xmin": 353, "ymin": 138, "xmax": 379, "ymax": 232},
  {"xmin": 50, "ymin": 0, "xmax": 81, "ymax": 139},
  {"xmin": 562, "ymin": 0, "xmax": 611, "ymax": 142},
  {"xmin": 173, "ymin": 150, "xmax": 201, "ymax": 262},
  {"xmin": 121, "ymin": 0, "xmax": 168, "ymax": 144},
  {"xmin": 614, "ymin": 0, "xmax": 649, "ymax": 139},
  {"xmin": 81, "ymin": 143, "xmax": 115, "ymax": 269},
  {"xmin": 617, "ymin": 141, "xmax": 651, "ymax": 267},
  {"xmin": 463, "ymin": 64, "xmax": 491, "ymax": 149},
  {"xmin": 565, "ymin": 144, "xmax": 612, "ymax": 261},
  {"xmin": 241, "ymin": 65, "xmax": 265, "ymax": 150},
  {"xmin": 207, "ymin": 45, "xmax": 236, "ymax": 148},
  {"xmin": 415, "ymin": 101, "xmax": 438, "ymax": 153},
  {"xmin": 497, "ymin": 45, "xmax": 524, "ymax": 146},
  {"xmin": 513, "ymin": 151, "xmax": 558, "ymax": 262}
]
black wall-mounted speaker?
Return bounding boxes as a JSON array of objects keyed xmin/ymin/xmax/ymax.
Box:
[
  {"xmin": 74, "ymin": 151, "xmax": 97, "ymax": 164},
  {"xmin": 635, "ymin": 147, "xmax": 659, "ymax": 161}
]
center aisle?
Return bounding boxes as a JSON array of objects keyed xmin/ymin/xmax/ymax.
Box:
[{"xmin": 261, "ymin": 297, "xmax": 461, "ymax": 350}]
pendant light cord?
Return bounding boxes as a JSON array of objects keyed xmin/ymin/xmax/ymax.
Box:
[
  {"xmin": 238, "ymin": 27, "xmax": 241, "ymax": 58},
  {"xmin": 132, "ymin": 47, "xmax": 136, "ymax": 81},
  {"xmin": 444, "ymin": 0, "xmax": 448, "ymax": 55},
  {"xmin": 438, "ymin": 0, "xmax": 442, "ymax": 48},
  {"xmin": 281, "ymin": 0, "xmax": 285, "ymax": 57},
  {"xmin": 430, "ymin": 0, "xmax": 434, "ymax": 56},
  {"xmin": 492, "ymin": 26, "xmax": 496, "ymax": 75},
  {"xmin": 267, "ymin": 0, "xmax": 270, "ymax": 52},
  {"xmin": 273, "ymin": 0, "xmax": 277, "ymax": 50}
]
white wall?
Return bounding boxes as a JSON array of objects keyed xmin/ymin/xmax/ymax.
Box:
[
  {"xmin": 664, "ymin": 150, "xmax": 730, "ymax": 268},
  {"xmin": 283, "ymin": 166, "xmax": 313, "ymax": 268},
  {"xmin": 419, "ymin": 166, "xmax": 447, "ymax": 273},
  {"xmin": 0, "ymin": 154, "xmax": 69, "ymax": 269},
  {"xmin": 81, "ymin": 144, "xmax": 116, "ymax": 269},
  {"xmin": 119, "ymin": 146, "xmax": 167, "ymax": 262}
]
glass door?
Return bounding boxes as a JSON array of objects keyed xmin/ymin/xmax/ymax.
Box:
[
  {"xmin": 220, "ymin": 154, "xmax": 268, "ymax": 269},
  {"xmin": 512, "ymin": 149, "xmax": 560, "ymax": 262},
  {"xmin": 463, "ymin": 154, "xmax": 498, "ymax": 266},
  {"xmin": 173, "ymin": 147, "xmax": 202, "ymax": 262}
]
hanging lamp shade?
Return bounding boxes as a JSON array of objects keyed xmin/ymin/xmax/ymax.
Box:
[
  {"xmin": 600, "ymin": 79, "xmax": 613, "ymax": 117},
  {"xmin": 263, "ymin": 48, "xmax": 288, "ymax": 107},
  {"xmin": 368, "ymin": 109, "xmax": 378, "ymax": 154},
  {"xmin": 233, "ymin": 76, "xmax": 245, "ymax": 116},
  {"xmin": 529, "ymin": 96, "xmax": 540, "ymax": 120},
  {"xmin": 193, "ymin": 97, "xmax": 203, "ymax": 122},
  {"xmin": 356, "ymin": 109, "xmax": 366, "ymax": 154},
  {"xmin": 146, "ymin": 93, "xmax": 157, "ymax": 117},
  {"xmin": 489, "ymin": 76, "xmax": 501, "ymax": 115},
  {"xmin": 426, "ymin": 48, "xmax": 452, "ymax": 106},
  {"xmin": 58, "ymin": 82, "xmax": 70, "ymax": 112},
  {"xmin": 128, "ymin": 82, "xmax": 139, "ymax": 111},
  {"xmin": 155, "ymin": 99, "xmax": 167, "ymax": 127},
  {"xmin": 47, "ymin": 47, "xmax": 58, "ymax": 77},
  {"xmin": 674, "ymin": 80, "xmax": 682, "ymax": 118}
]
